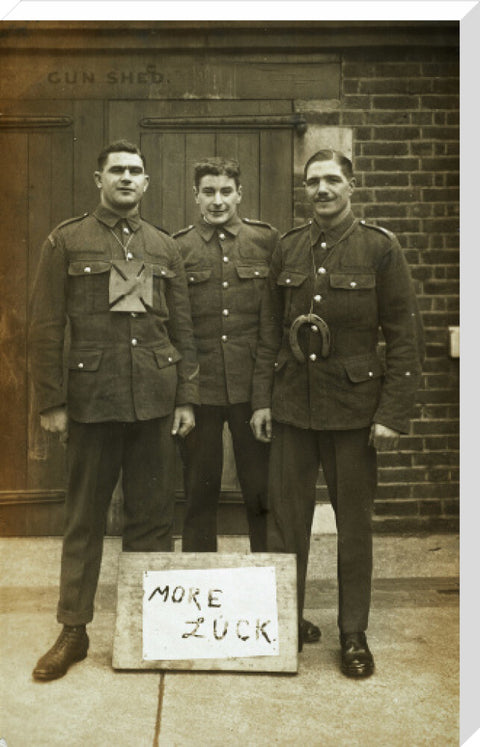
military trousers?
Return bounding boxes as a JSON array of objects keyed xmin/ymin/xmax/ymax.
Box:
[
  {"xmin": 57, "ymin": 415, "xmax": 176, "ymax": 626},
  {"xmin": 267, "ymin": 421, "xmax": 376, "ymax": 634},
  {"xmin": 180, "ymin": 403, "xmax": 269, "ymax": 552}
]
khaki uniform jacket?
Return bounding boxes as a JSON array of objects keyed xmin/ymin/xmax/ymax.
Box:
[
  {"xmin": 29, "ymin": 204, "xmax": 199, "ymax": 423},
  {"xmin": 173, "ymin": 215, "xmax": 279, "ymax": 405},
  {"xmin": 252, "ymin": 211, "xmax": 424, "ymax": 433}
]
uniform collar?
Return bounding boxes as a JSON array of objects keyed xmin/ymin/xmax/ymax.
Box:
[
  {"xmin": 310, "ymin": 210, "xmax": 356, "ymax": 247},
  {"xmin": 195, "ymin": 213, "xmax": 242, "ymax": 241},
  {"xmin": 93, "ymin": 203, "xmax": 142, "ymax": 232}
]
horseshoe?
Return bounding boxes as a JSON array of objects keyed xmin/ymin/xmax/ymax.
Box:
[{"xmin": 289, "ymin": 314, "xmax": 331, "ymax": 363}]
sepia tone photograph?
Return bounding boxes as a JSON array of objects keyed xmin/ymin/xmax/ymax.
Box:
[{"xmin": 0, "ymin": 6, "xmax": 467, "ymax": 745}]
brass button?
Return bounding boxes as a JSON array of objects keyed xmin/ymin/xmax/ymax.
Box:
[
  {"xmin": 309, "ymin": 353, "xmax": 317, "ymax": 362},
  {"xmin": 350, "ymin": 281, "xmax": 357, "ymax": 288},
  {"xmin": 84, "ymin": 266, "xmax": 91, "ymax": 273},
  {"xmin": 126, "ymin": 252, "xmax": 133, "ymax": 261},
  {"xmin": 254, "ymin": 270, "xmax": 260, "ymax": 276},
  {"xmin": 131, "ymin": 338, "xmax": 138, "ymax": 346},
  {"xmin": 77, "ymin": 362, "xmax": 84, "ymax": 369},
  {"xmin": 223, "ymin": 256, "xmax": 229, "ymax": 263},
  {"xmin": 368, "ymin": 371, "xmax": 374, "ymax": 377},
  {"xmin": 320, "ymin": 242, "xmax": 327, "ymax": 249},
  {"xmin": 189, "ymin": 276, "xmax": 195, "ymax": 282},
  {"xmin": 317, "ymin": 267, "xmax": 327, "ymax": 275},
  {"xmin": 222, "ymin": 309, "xmax": 229, "ymax": 317},
  {"xmin": 311, "ymin": 325, "xmax": 319, "ymax": 333},
  {"xmin": 314, "ymin": 294, "xmax": 322, "ymax": 302},
  {"xmin": 222, "ymin": 281, "xmax": 229, "ymax": 289},
  {"xmin": 219, "ymin": 233, "xmax": 226, "ymax": 240},
  {"xmin": 131, "ymin": 312, "xmax": 137, "ymax": 318},
  {"xmin": 286, "ymin": 278, "xmax": 291, "ymax": 284},
  {"xmin": 123, "ymin": 227, "xmax": 130, "ymax": 234},
  {"xmin": 221, "ymin": 334, "xmax": 228, "ymax": 342},
  {"xmin": 168, "ymin": 356, "xmax": 173, "ymax": 363}
]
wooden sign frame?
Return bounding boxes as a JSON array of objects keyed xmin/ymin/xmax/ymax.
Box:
[{"xmin": 112, "ymin": 552, "xmax": 298, "ymax": 673}]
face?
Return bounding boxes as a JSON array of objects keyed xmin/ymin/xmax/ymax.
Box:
[
  {"xmin": 94, "ymin": 152, "xmax": 149, "ymax": 213},
  {"xmin": 194, "ymin": 174, "xmax": 242, "ymax": 225},
  {"xmin": 303, "ymin": 159, "xmax": 355, "ymax": 226}
]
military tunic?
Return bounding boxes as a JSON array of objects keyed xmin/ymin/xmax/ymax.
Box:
[
  {"xmin": 29, "ymin": 204, "xmax": 199, "ymax": 626},
  {"xmin": 173, "ymin": 214, "xmax": 279, "ymax": 552},
  {"xmin": 252, "ymin": 210, "xmax": 424, "ymax": 632}
]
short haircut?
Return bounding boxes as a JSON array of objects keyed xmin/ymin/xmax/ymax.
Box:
[
  {"xmin": 97, "ymin": 140, "xmax": 146, "ymax": 171},
  {"xmin": 193, "ymin": 157, "xmax": 241, "ymax": 189},
  {"xmin": 303, "ymin": 149, "xmax": 353, "ymax": 181}
]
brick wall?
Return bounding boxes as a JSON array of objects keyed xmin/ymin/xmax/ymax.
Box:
[{"xmin": 297, "ymin": 47, "xmax": 459, "ymax": 532}]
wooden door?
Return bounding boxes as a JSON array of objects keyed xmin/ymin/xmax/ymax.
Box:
[
  {"xmin": 105, "ymin": 100, "xmax": 295, "ymax": 534},
  {"xmin": 0, "ymin": 101, "xmax": 104, "ymax": 535}
]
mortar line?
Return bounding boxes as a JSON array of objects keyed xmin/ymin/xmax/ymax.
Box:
[{"xmin": 153, "ymin": 673, "xmax": 166, "ymax": 746}]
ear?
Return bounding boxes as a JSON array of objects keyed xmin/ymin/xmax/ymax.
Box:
[
  {"xmin": 143, "ymin": 174, "xmax": 150, "ymax": 193},
  {"xmin": 348, "ymin": 177, "xmax": 356, "ymax": 195},
  {"xmin": 237, "ymin": 184, "xmax": 243, "ymax": 202},
  {"xmin": 193, "ymin": 186, "xmax": 200, "ymax": 204},
  {"xmin": 93, "ymin": 171, "xmax": 102, "ymax": 189}
]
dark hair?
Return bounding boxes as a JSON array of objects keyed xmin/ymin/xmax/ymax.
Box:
[
  {"xmin": 97, "ymin": 140, "xmax": 146, "ymax": 171},
  {"xmin": 193, "ymin": 157, "xmax": 241, "ymax": 189},
  {"xmin": 303, "ymin": 149, "xmax": 353, "ymax": 181}
]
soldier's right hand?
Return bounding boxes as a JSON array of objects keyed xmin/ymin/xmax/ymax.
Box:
[
  {"xmin": 250, "ymin": 408, "xmax": 272, "ymax": 443},
  {"xmin": 40, "ymin": 406, "xmax": 68, "ymax": 438}
]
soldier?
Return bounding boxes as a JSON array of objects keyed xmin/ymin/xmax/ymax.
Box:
[
  {"xmin": 251, "ymin": 149, "xmax": 424, "ymax": 672},
  {"xmin": 29, "ymin": 140, "xmax": 199, "ymax": 681},
  {"xmin": 173, "ymin": 156, "xmax": 321, "ymax": 647}
]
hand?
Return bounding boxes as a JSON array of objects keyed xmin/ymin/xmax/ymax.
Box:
[
  {"xmin": 172, "ymin": 405, "xmax": 195, "ymax": 438},
  {"xmin": 250, "ymin": 408, "xmax": 272, "ymax": 443},
  {"xmin": 369, "ymin": 422, "xmax": 401, "ymax": 451},
  {"xmin": 40, "ymin": 406, "xmax": 68, "ymax": 442}
]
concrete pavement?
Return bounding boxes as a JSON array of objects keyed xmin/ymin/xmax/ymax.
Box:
[{"xmin": 0, "ymin": 533, "xmax": 459, "ymax": 746}]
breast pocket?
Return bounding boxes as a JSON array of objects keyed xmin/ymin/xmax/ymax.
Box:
[
  {"xmin": 151, "ymin": 264, "xmax": 177, "ymax": 315},
  {"xmin": 276, "ymin": 269, "xmax": 309, "ymax": 320},
  {"xmin": 235, "ymin": 262, "xmax": 269, "ymax": 311},
  {"xmin": 67, "ymin": 260, "xmax": 111, "ymax": 314},
  {"xmin": 185, "ymin": 268, "xmax": 213, "ymax": 317},
  {"xmin": 329, "ymin": 272, "xmax": 377, "ymax": 323}
]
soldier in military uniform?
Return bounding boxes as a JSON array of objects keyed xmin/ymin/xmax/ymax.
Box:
[
  {"xmin": 251, "ymin": 149, "xmax": 424, "ymax": 674},
  {"xmin": 173, "ymin": 156, "xmax": 321, "ymax": 647},
  {"xmin": 29, "ymin": 140, "xmax": 199, "ymax": 681}
]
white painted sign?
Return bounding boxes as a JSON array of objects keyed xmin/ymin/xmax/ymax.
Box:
[{"xmin": 142, "ymin": 566, "xmax": 279, "ymax": 660}]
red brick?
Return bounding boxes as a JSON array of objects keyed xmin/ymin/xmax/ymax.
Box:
[
  {"xmin": 422, "ymin": 188, "xmax": 459, "ymax": 202},
  {"xmin": 421, "ymin": 95, "xmax": 459, "ymax": 109},
  {"xmin": 362, "ymin": 142, "xmax": 409, "ymax": 156},
  {"xmin": 364, "ymin": 205, "xmax": 408, "ymax": 219},
  {"xmin": 373, "ymin": 158, "xmax": 420, "ymax": 172},
  {"xmin": 422, "ymin": 157, "xmax": 459, "ymax": 172},
  {"xmin": 422, "ymin": 126, "xmax": 459, "ymax": 140},
  {"xmin": 373, "ymin": 95, "xmax": 420, "ymax": 109},
  {"xmin": 364, "ymin": 173, "xmax": 409, "ymax": 187},
  {"xmin": 343, "ymin": 95, "xmax": 372, "ymax": 109}
]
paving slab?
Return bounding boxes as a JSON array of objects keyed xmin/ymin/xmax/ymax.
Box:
[{"xmin": 0, "ymin": 534, "xmax": 459, "ymax": 747}]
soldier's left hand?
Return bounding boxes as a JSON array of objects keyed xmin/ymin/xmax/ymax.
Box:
[
  {"xmin": 369, "ymin": 422, "xmax": 401, "ymax": 451},
  {"xmin": 172, "ymin": 405, "xmax": 195, "ymax": 438}
]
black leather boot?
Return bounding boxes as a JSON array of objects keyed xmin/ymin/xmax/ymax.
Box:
[
  {"xmin": 33, "ymin": 625, "xmax": 89, "ymax": 681},
  {"xmin": 340, "ymin": 632, "xmax": 374, "ymax": 678}
]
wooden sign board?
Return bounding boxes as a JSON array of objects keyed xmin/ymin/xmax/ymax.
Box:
[{"xmin": 112, "ymin": 552, "xmax": 298, "ymax": 673}]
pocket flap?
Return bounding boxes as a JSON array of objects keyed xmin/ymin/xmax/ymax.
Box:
[
  {"xmin": 330, "ymin": 273, "xmax": 375, "ymax": 290},
  {"xmin": 68, "ymin": 349, "xmax": 103, "ymax": 371},
  {"xmin": 236, "ymin": 264, "xmax": 269, "ymax": 279},
  {"xmin": 154, "ymin": 347, "xmax": 182, "ymax": 369},
  {"xmin": 151, "ymin": 264, "xmax": 176, "ymax": 279},
  {"xmin": 344, "ymin": 356, "xmax": 384, "ymax": 383},
  {"xmin": 185, "ymin": 269, "xmax": 212, "ymax": 284},
  {"xmin": 277, "ymin": 270, "xmax": 308, "ymax": 287},
  {"xmin": 68, "ymin": 260, "xmax": 110, "ymax": 276}
]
